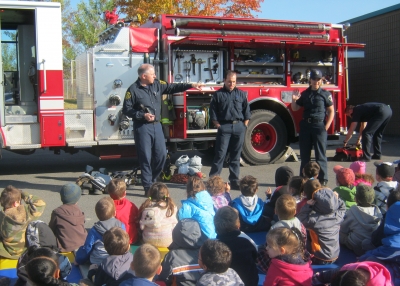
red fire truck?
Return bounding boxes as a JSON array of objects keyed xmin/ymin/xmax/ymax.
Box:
[{"xmin": 0, "ymin": 1, "xmax": 364, "ymax": 164}]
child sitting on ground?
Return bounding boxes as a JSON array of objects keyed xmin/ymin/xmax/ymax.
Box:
[
  {"xmin": 49, "ymin": 183, "xmax": 87, "ymax": 252},
  {"xmin": 214, "ymin": 206, "xmax": 258, "ymax": 286},
  {"xmin": 288, "ymin": 176, "xmax": 305, "ymax": 204},
  {"xmin": 374, "ymin": 161, "xmax": 398, "ymax": 214},
  {"xmin": 264, "ymin": 166, "xmax": 294, "ymax": 203},
  {"xmin": 230, "ymin": 175, "xmax": 271, "ymax": 232},
  {"xmin": 120, "ymin": 244, "xmax": 162, "ymax": 286},
  {"xmin": 106, "ymin": 179, "xmax": 139, "ymax": 244},
  {"xmin": 297, "ymin": 180, "xmax": 346, "ymax": 265},
  {"xmin": 75, "ymin": 197, "xmax": 125, "ymax": 265},
  {"xmin": 333, "ymin": 165, "xmax": 357, "ymax": 209},
  {"xmin": 158, "ymin": 219, "xmax": 208, "ymax": 286},
  {"xmin": 350, "ymin": 161, "xmax": 374, "ymax": 186},
  {"xmin": 87, "ymin": 227, "xmax": 133, "ymax": 285},
  {"xmin": 264, "ymin": 227, "xmax": 313, "ymax": 286},
  {"xmin": 339, "ymin": 184, "xmax": 382, "ymax": 256},
  {"xmin": 0, "ymin": 185, "xmax": 46, "ymax": 259},
  {"xmin": 139, "ymin": 182, "xmax": 178, "ymax": 248},
  {"xmin": 393, "ymin": 160, "xmax": 400, "ymax": 183},
  {"xmin": 206, "ymin": 175, "xmax": 231, "ymax": 211},
  {"xmin": 178, "ymin": 176, "xmax": 216, "ymax": 238},
  {"xmin": 197, "ymin": 239, "xmax": 244, "ymax": 286},
  {"xmin": 297, "ymin": 162, "xmax": 320, "ymax": 212}
]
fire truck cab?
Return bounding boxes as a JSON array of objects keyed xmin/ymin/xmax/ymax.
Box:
[{"xmin": 0, "ymin": 1, "xmax": 364, "ymax": 164}]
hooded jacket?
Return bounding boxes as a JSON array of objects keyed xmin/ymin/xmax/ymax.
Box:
[
  {"xmin": 217, "ymin": 230, "xmax": 258, "ymax": 286},
  {"xmin": 374, "ymin": 181, "xmax": 398, "ymax": 214},
  {"xmin": 114, "ymin": 198, "xmax": 139, "ymax": 244},
  {"xmin": 178, "ymin": 191, "xmax": 216, "ymax": 238},
  {"xmin": 158, "ymin": 219, "xmax": 208, "ymax": 286},
  {"xmin": 196, "ymin": 268, "xmax": 244, "ymax": 286},
  {"xmin": 340, "ymin": 261, "xmax": 392, "ymax": 286},
  {"xmin": 231, "ymin": 195, "xmax": 270, "ymax": 232},
  {"xmin": 92, "ymin": 252, "xmax": 134, "ymax": 286},
  {"xmin": 75, "ymin": 217, "xmax": 125, "ymax": 265},
  {"xmin": 49, "ymin": 204, "xmax": 87, "ymax": 252},
  {"xmin": 263, "ymin": 259, "xmax": 313, "ymax": 286},
  {"xmin": 333, "ymin": 185, "xmax": 357, "ymax": 209},
  {"xmin": 339, "ymin": 204, "xmax": 382, "ymax": 256},
  {"xmin": 297, "ymin": 188, "xmax": 346, "ymax": 262}
]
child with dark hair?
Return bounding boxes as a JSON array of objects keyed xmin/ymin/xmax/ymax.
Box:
[
  {"xmin": 263, "ymin": 227, "xmax": 312, "ymax": 286},
  {"xmin": 178, "ymin": 176, "xmax": 216, "ymax": 238},
  {"xmin": 206, "ymin": 175, "xmax": 231, "ymax": 211},
  {"xmin": 302, "ymin": 161, "xmax": 320, "ymax": 180},
  {"xmin": 106, "ymin": 179, "xmax": 139, "ymax": 244},
  {"xmin": 49, "ymin": 183, "xmax": 87, "ymax": 252},
  {"xmin": 139, "ymin": 182, "xmax": 177, "ymax": 247},
  {"xmin": 332, "ymin": 165, "xmax": 357, "ymax": 209},
  {"xmin": 297, "ymin": 180, "xmax": 346, "ymax": 265},
  {"xmin": 214, "ymin": 206, "xmax": 258, "ymax": 286},
  {"xmin": 197, "ymin": 240, "xmax": 244, "ymax": 286},
  {"xmin": 75, "ymin": 197, "xmax": 125, "ymax": 265},
  {"xmin": 359, "ymin": 189, "xmax": 400, "ymax": 285},
  {"xmin": 158, "ymin": 219, "xmax": 207, "ymax": 286},
  {"xmin": 230, "ymin": 175, "xmax": 271, "ymax": 232},
  {"xmin": 373, "ymin": 161, "xmax": 398, "ymax": 214},
  {"xmin": 87, "ymin": 227, "xmax": 134, "ymax": 286},
  {"xmin": 265, "ymin": 166, "xmax": 294, "ymax": 203},
  {"xmin": 339, "ymin": 184, "xmax": 382, "ymax": 256},
  {"xmin": 288, "ymin": 176, "xmax": 304, "ymax": 203},
  {"xmin": 25, "ymin": 250, "xmax": 76, "ymax": 286},
  {"xmin": 0, "ymin": 185, "xmax": 46, "ymax": 258},
  {"xmin": 120, "ymin": 244, "xmax": 162, "ymax": 286}
]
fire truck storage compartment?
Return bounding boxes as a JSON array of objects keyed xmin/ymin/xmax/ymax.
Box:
[
  {"xmin": 186, "ymin": 92, "xmax": 214, "ymax": 132},
  {"xmin": 172, "ymin": 50, "xmax": 223, "ymax": 84},
  {"xmin": 289, "ymin": 47, "xmax": 337, "ymax": 86},
  {"xmin": 233, "ymin": 48, "xmax": 285, "ymax": 85},
  {"xmin": 40, "ymin": 115, "xmax": 64, "ymax": 147},
  {"xmin": 65, "ymin": 110, "xmax": 94, "ymax": 143}
]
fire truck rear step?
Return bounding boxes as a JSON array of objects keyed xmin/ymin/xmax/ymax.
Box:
[
  {"xmin": 66, "ymin": 141, "xmax": 97, "ymax": 147},
  {"xmin": 97, "ymin": 140, "xmax": 135, "ymax": 145},
  {"xmin": 7, "ymin": 144, "xmax": 41, "ymax": 150}
]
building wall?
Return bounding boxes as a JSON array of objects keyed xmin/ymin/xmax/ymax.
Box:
[{"xmin": 346, "ymin": 9, "xmax": 400, "ymax": 135}]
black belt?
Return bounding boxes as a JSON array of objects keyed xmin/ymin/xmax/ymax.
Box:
[
  {"xmin": 221, "ymin": 120, "xmax": 242, "ymax": 124},
  {"xmin": 303, "ymin": 118, "xmax": 324, "ymax": 123}
]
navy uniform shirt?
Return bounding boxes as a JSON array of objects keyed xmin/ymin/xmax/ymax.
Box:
[
  {"xmin": 209, "ymin": 86, "xmax": 251, "ymax": 122},
  {"xmin": 351, "ymin": 102, "xmax": 388, "ymax": 123},
  {"xmin": 122, "ymin": 79, "xmax": 192, "ymax": 123},
  {"xmin": 296, "ymin": 87, "xmax": 333, "ymax": 120}
]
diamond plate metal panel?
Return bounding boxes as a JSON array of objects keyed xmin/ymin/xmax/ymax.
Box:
[
  {"xmin": 76, "ymin": 51, "xmax": 94, "ymax": 109},
  {"xmin": 94, "ymin": 28, "xmax": 130, "ymax": 54},
  {"xmin": 64, "ymin": 110, "xmax": 94, "ymax": 142},
  {"xmin": 4, "ymin": 123, "xmax": 40, "ymax": 145}
]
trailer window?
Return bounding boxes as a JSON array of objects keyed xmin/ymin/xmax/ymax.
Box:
[{"xmin": 2, "ymin": 30, "xmax": 18, "ymax": 105}]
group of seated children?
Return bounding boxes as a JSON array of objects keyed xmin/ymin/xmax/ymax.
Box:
[{"xmin": 1, "ymin": 158, "xmax": 400, "ymax": 286}]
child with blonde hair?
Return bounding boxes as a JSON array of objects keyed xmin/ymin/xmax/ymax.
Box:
[
  {"xmin": 206, "ymin": 175, "xmax": 231, "ymax": 211},
  {"xmin": 139, "ymin": 183, "xmax": 177, "ymax": 248},
  {"xmin": 264, "ymin": 227, "xmax": 312, "ymax": 285}
]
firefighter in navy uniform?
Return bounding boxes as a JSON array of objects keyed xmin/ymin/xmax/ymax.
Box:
[
  {"xmin": 343, "ymin": 103, "xmax": 392, "ymax": 161},
  {"xmin": 209, "ymin": 71, "xmax": 251, "ymax": 189},
  {"xmin": 291, "ymin": 69, "xmax": 334, "ymax": 186},
  {"xmin": 122, "ymin": 64, "xmax": 203, "ymax": 195}
]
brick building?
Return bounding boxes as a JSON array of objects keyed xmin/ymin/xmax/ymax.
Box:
[{"xmin": 344, "ymin": 4, "xmax": 400, "ymax": 135}]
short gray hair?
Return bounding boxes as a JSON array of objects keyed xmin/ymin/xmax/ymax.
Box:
[{"xmin": 138, "ymin": 64, "xmax": 154, "ymax": 77}]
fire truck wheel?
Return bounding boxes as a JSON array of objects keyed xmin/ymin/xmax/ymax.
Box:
[{"xmin": 242, "ymin": 110, "xmax": 287, "ymax": 165}]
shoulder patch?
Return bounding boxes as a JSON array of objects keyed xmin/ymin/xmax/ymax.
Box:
[
  {"xmin": 328, "ymin": 94, "xmax": 333, "ymax": 103},
  {"xmin": 159, "ymin": 80, "xmax": 167, "ymax": 84},
  {"xmin": 125, "ymin": 91, "xmax": 131, "ymax": 100}
]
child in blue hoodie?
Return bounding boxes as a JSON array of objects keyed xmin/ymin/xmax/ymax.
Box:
[
  {"xmin": 178, "ymin": 176, "xmax": 216, "ymax": 238},
  {"xmin": 230, "ymin": 175, "xmax": 270, "ymax": 232},
  {"xmin": 75, "ymin": 197, "xmax": 125, "ymax": 265}
]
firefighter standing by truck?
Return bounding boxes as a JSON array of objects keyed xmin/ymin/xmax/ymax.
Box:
[
  {"xmin": 209, "ymin": 71, "xmax": 251, "ymax": 189},
  {"xmin": 122, "ymin": 64, "xmax": 203, "ymax": 195},
  {"xmin": 291, "ymin": 69, "xmax": 334, "ymax": 186}
]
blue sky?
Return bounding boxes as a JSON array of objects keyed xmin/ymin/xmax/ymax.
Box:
[{"xmin": 70, "ymin": 0, "xmax": 400, "ymax": 24}]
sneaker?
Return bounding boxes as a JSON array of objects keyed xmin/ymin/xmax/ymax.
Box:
[
  {"xmin": 372, "ymin": 154, "xmax": 381, "ymax": 160},
  {"xmin": 81, "ymin": 188, "xmax": 90, "ymax": 195},
  {"xmin": 359, "ymin": 156, "xmax": 371, "ymax": 162}
]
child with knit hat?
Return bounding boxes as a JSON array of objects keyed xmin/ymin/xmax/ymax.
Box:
[
  {"xmin": 350, "ymin": 161, "xmax": 374, "ymax": 186},
  {"xmin": 332, "ymin": 166, "xmax": 357, "ymax": 209},
  {"xmin": 49, "ymin": 183, "xmax": 87, "ymax": 252},
  {"xmin": 339, "ymin": 184, "xmax": 382, "ymax": 256},
  {"xmin": 374, "ymin": 161, "xmax": 398, "ymax": 214}
]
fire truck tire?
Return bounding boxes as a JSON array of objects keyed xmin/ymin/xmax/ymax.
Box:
[{"xmin": 242, "ymin": 110, "xmax": 287, "ymax": 165}]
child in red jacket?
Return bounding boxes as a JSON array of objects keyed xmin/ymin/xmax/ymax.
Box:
[{"xmin": 106, "ymin": 179, "xmax": 139, "ymax": 244}]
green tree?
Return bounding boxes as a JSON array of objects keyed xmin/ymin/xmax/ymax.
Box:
[{"xmin": 1, "ymin": 31, "xmax": 17, "ymax": 71}]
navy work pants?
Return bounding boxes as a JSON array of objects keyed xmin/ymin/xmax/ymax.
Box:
[
  {"xmin": 362, "ymin": 105, "xmax": 392, "ymax": 159},
  {"xmin": 209, "ymin": 122, "xmax": 246, "ymax": 184},
  {"xmin": 134, "ymin": 122, "xmax": 166, "ymax": 190},
  {"xmin": 299, "ymin": 120, "xmax": 328, "ymax": 182}
]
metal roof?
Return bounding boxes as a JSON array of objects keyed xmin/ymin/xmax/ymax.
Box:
[{"xmin": 341, "ymin": 3, "xmax": 400, "ymax": 24}]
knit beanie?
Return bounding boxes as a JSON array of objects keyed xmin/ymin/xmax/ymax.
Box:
[
  {"xmin": 350, "ymin": 161, "xmax": 366, "ymax": 174},
  {"xmin": 333, "ymin": 165, "xmax": 355, "ymax": 186},
  {"xmin": 60, "ymin": 183, "xmax": 81, "ymax": 205},
  {"xmin": 355, "ymin": 184, "xmax": 375, "ymax": 207},
  {"xmin": 275, "ymin": 166, "xmax": 294, "ymax": 187}
]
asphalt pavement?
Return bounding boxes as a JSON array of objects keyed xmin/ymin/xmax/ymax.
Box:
[{"xmin": 0, "ymin": 135, "xmax": 399, "ymax": 229}]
